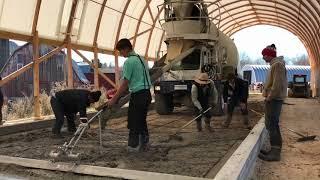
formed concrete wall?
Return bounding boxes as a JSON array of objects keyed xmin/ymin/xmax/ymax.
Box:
[{"xmin": 214, "ymin": 118, "xmax": 267, "ymax": 180}]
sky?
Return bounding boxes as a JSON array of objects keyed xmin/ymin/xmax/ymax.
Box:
[
  {"xmin": 231, "ymin": 25, "xmax": 308, "ymax": 60},
  {"xmin": 12, "ymin": 25, "xmax": 308, "ymax": 66}
]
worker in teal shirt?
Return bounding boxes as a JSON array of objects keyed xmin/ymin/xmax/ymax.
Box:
[{"xmin": 107, "ymin": 38, "xmax": 151, "ymax": 152}]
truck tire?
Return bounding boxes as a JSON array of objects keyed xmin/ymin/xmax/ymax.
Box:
[{"xmin": 155, "ymin": 93, "xmax": 173, "ymax": 115}]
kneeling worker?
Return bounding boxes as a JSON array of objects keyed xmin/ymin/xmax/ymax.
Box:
[
  {"xmin": 51, "ymin": 89, "xmax": 101, "ymax": 138},
  {"xmin": 191, "ymin": 73, "xmax": 218, "ymax": 132},
  {"xmin": 223, "ymin": 73, "xmax": 250, "ymax": 128}
]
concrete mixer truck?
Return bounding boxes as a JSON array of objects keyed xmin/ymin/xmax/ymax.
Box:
[{"xmin": 153, "ymin": 0, "xmax": 240, "ymax": 115}]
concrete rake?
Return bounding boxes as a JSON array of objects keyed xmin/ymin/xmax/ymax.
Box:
[
  {"xmin": 164, "ymin": 107, "xmax": 212, "ymax": 142},
  {"xmin": 49, "ymin": 108, "xmax": 106, "ymax": 161}
]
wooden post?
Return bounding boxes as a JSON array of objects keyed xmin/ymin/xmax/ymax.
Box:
[
  {"xmin": 114, "ymin": 52, "xmax": 120, "ymax": 88},
  {"xmin": 33, "ymin": 31, "xmax": 41, "ymax": 119},
  {"xmin": 67, "ymin": 38, "xmax": 73, "ymax": 88},
  {"xmin": 73, "ymin": 49, "xmax": 116, "ymax": 88},
  {"xmin": 93, "ymin": 46, "xmax": 99, "ymax": 90}
]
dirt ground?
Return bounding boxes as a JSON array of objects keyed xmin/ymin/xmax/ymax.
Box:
[
  {"xmin": 253, "ymin": 98, "xmax": 320, "ymax": 180},
  {"xmin": 0, "ymin": 97, "xmax": 264, "ymax": 179}
]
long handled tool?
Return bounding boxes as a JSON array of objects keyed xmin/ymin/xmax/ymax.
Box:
[
  {"xmin": 286, "ymin": 128, "xmax": 316, "ymax": 142},
  {"xmin": 164, "ymin": 107, "xmax": 212, "ymax": 142},
  {"xmin": 249, "ymin": 109, "xmax": 316, "ymax": 142},
  {"xmin": 49, "ymin": 108, "xmax": 105, "ymax": 160}
]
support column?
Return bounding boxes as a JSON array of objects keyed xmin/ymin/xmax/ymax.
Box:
[
  {"xmin": 67, "ymin": 38, "xmax": 73, "ymax": 88},
  {"xmin": 33, "ymin": 31, "xmax": 40, "ymax": 118},
  {"xmin": 114, "ymin": 52, "xmax": 120, "ymax": 88},
  {"xmin": 93, "ymin": 46, "xmax": 99, "ymax": 90},
  {"xmin": 312, "ymin": 64, "xmax": 320, "ymax": 97}
]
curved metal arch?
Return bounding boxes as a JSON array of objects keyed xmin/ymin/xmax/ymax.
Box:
[
  {"xmin": 220, "ymin": 9, "xmax": 313, "ymax": 46},
  {"xmin": 297, "ymin": 0, "xmax": 320, "ymax": 63},
  {"xmin": 277, "ymin": 0, "xmax": 320, "ymax": 62},
  {"xmin": 225, "ymin": 17, "xmax": 312, "ymax": 53},
  {"xmin": 230, "ymin": 21, "xmax": 315, "ymax": 64},
  {"xmin": 213, "ymin": 1, "xmax": 319, "ymax": 62},
  {"xmin": 93, "ymin": 0, "xmax": 107, "ymax": 47},
  {"xmin": 225, "ymin": 17, "xmax": 309, "ymax": 47},
  {"xmin": 144, "ymin": 6, "xmax": 164, "ymax": 58},
  {"xmin": 32, "ymin": 0, "xmax": 42, "ymax": 35},
  {"xmin": 219, "ymin": 10, "xmax": 286, "ymax": 32},
  {"xmin": 208, "ymin": 0, "xmax": 317, "ymax": 43},
  {"xmin": 255, "ymin": 0, "xmax": 320, "ymax": 59},
  {"xmin": 210, "ymin": 1, "xmax": 317, "ymax": 36},
  {"xmin": 132, "ymin": 0, "xmax": 152, "ymax": 47},
  {"xmin": 65, "ymin": 0, "xmax": 79, "ymax": 41},
  {"xmin": 113, "ymin": 0, "xmax": 132, "ymax": 50},
  {"xmin": 226, "ymin": 18, "xmax": 318, "ymax": 65},
  {"xmin": 221, "ymin": 11, "xmax": 310, "ymax": 44}
]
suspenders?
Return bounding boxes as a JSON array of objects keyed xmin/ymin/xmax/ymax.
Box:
[{"xmin": 128, "ymin": 54, "xmax": 151, "ymax": 89}]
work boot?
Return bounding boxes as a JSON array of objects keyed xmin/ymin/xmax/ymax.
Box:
[
  {"xmin": 260, "ymin": 149, "xmax": 271, "ymax": 155},
  {"xmin": 258, "ymin": 147, "xmax": 281, "ymax": 161},
  {"xmin": 127, "ymin": 145, "xmax": 141, "ymax": 153},
  {"xmin": 222, "ymin": 115, "xmax": 232, "ymax": 128},
  {"xmin": 204, "ymin": 118, "xmax": 213, "ymax": 132},
  {"xmin": 196, "ymin": 121, "xmax": 202, "ymax": 132},
  {"xmin": 51, "ymin": 132, "xmax": 64, "ymax": 139},
  {"xmin": 68, "ymin": 126, "xmax": 77, "ymax": 134}
]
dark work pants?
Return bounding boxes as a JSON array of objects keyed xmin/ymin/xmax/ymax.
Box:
[
  {"xmin": 127, "ymin": 89, "xmax": 151, "ymax": 148},
  {"xmin": 227, "ymin": 99, "xmax": 248, "ymax": 116},
  {"xmin": 0, "ymin": 102, "xmax": 3, "ymax": 124},
  {"xmin": 265, "ymin": 99, "xmax": 283, "ymax": 149},
  {"xmin": 51, "ymin": 97, "xmax": 76, "ymax": 134},
  {"xmin": 195, "ymin": 106, "xmax": 211, "ymax": 122}
]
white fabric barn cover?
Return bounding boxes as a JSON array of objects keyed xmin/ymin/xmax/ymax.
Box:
[{"xmin": 0, "ymin": 0, "xmax": 319, "ymax": 64}]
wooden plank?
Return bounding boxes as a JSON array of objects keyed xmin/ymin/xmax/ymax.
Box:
[
  {"xmin": 67, "ymin": 40, "xmax": 74, "ymax": 88},
  {"xmin": 0, "ymin": 155, "xmax": 208, "ymax": 180},
  {"xmin": 33, "ymin": 31, "xmax": 41, "ymax": 118},
  {"xmin": 73, "ymin": 49, "xmax": 116, "ymax": 88},
  {"xmin": 93, "ymin": 47, "xmax": 99, "ymax": 90}
]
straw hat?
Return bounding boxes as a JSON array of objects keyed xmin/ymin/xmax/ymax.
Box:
[{"xmin": 194, "ymin": 73, "xmax": 210, "ymax": 85}]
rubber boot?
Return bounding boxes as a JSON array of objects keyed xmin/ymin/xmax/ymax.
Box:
[
  {"xmin": 196, "ymin": 121, "xmax": 202, "ymax": 132},
  {"xmin": 204, "ymin": 118, "xmax": 213, "ymax": 132},
  {"xmin": 258, "ymin": 147, "xmax": 281, "ymax": 161},
  {"xmin": 222, "ymin": 115, "xmax": 232, "ymax": 128}
]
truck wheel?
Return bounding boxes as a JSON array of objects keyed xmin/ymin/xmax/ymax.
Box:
[{"xmin": 155, "ymin": 93, "xmax": 173, "ymax": 115}]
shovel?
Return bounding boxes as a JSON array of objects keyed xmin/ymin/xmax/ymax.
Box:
[
  {"xmin": 164, "ymin": 107, "xmax": 212, "ymax": 142},
  {"xmin": 286, "ymin": 128, "xmax": 316, "ymax": 142}
]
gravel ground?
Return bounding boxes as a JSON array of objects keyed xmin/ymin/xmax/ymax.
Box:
[{"xmin": 0, "ymin": 98, "xmax": 264, "ymax": 179}]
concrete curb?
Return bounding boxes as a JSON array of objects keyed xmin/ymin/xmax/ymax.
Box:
[
  {"xmin": 0, "ymin": 103, "xmax": 154, "ymax": 136},
  {"xmin": 214, "ymin": 117, "xmax": 267, "ymax": 180}
]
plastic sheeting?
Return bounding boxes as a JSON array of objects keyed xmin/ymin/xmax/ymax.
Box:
[{"xmin": 0, "ymin": 0, "xmax": 319, "ymax": 62}]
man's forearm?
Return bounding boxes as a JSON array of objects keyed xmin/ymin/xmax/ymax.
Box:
[{"xmin": 113, "ymin": 79, "xmax": 129, "ymax": 101}]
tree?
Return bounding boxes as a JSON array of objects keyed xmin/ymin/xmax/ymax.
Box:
[{"xmin": 239, "ymin": 52, "xmax": 253, "ymax": 68}]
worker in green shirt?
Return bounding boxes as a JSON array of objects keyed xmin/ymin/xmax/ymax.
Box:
[{"xmin": 107, "ymin": 38, "xmax": 152, "ymax": 152}]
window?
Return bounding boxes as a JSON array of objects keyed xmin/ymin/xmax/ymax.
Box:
[
  {"xmin": 17, "ymin": 54, "xmax": 25, "ymax": 64},
  {"xmin": 171, "ymin": 49, "xmax": 200, "ymax": 70},
  {"xmin": 17, "ymin": 63, "xmax": 23, "ymax": 70}
]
